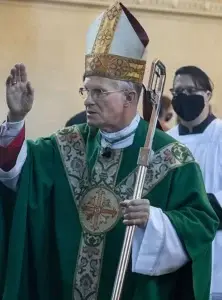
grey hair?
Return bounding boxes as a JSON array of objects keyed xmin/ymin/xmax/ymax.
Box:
[{"xmin": 116, "ymin": 80, "xmax": 142, "ymax": 98}]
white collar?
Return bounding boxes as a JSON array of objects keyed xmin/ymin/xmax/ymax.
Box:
[{"xmin": 100, "ymin": 113, "xmax": 140, "ymax": 149}]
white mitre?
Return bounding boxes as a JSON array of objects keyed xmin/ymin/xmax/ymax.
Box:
[{"xmin": 84, "ymin": 1, "xmax": 149, "ymax": 84}]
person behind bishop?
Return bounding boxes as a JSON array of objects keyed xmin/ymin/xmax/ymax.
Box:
[
  {"xmin": 65, "ymin": 110, "xmax": 87, "ymax": 127},
  {"xmin": 0, "ymin": 2, "xmax": 218, "ymax": 300},
  {"xmin": 167, "ymin": 65, "xmax": 222, "ymax": 300}
]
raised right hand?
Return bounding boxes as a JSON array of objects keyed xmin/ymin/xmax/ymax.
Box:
[{"xmin": 6, "ymin": 63, "xmax": 34, "ymax": 122}]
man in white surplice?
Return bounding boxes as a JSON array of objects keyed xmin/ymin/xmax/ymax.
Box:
[{"xmin": 168, "ymin": 65, "xmax": 222, "ymax": 300}]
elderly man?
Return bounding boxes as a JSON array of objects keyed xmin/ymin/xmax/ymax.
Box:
[{"xmin": 0, "ymin": 2, "xmax": 218, "ymax": 300}]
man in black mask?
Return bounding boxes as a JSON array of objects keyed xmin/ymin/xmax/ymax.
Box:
[{"xmin": 167, "ymin": 65, "xmax": 222, "ymax": 300}]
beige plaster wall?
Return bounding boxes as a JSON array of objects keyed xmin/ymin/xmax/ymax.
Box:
[{"xmin": 0, "ymin": 0, "xmax": 221, "ymax": 138}]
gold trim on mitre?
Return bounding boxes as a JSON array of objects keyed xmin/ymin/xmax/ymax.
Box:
[
  {"xmin": 85, "ymin": 1, "xmax": 148, "ymax": 84},
  {"xmin": 92, "ymin": 2, "xmax": 122, "ymax": 55},
  {"xmin": 85, "ymin": 53, "xmax": 146, "ymax": 83}
]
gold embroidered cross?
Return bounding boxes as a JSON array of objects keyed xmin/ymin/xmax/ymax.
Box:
[{"xmin": 82, "ymin": 189, "xmax": 118, "ymax": 232}]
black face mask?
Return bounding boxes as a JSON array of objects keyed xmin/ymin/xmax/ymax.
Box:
[{"xmin": 172, "ymin": 93, "xmax": 205, "ymax": 121}]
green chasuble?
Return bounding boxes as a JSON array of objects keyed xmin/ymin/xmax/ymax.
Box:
[{"xmin": 0, "ymin": 118, "xmax": 218, "ymax": 300}]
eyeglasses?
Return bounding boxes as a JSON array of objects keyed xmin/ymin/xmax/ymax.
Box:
[
  {"xmin": 170, "ymin": 87, "xmax": 206, "ymax": 97},
  {"xmin": 79, "ymin": 87, "xmax": 127, "ymax": 100}
]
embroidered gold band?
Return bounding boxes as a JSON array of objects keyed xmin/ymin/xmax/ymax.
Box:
[
  {"xmin": 85, "ymin": 54, "xmax": 146, "ymax": 84},
  {"xmin": 92, "ymin": 2, "xmax": 122, "ymax": 55}
]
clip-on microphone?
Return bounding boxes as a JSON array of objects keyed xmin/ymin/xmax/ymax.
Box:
[{"xmin": 101, "ymin": 146, "xmax": 112, "ymax": 158}]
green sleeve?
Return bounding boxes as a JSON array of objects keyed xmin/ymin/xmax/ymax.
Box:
[
  {"xmin": 165, "ymin": 162, "xmax": 219, "ymax": 300},
  {"xmin": 0, "ymin": 137, "xmax": 55, "ymax": 299},
  {"xmin": 0, "ymin": 134, "xmax": 81, "ymax": 300}
]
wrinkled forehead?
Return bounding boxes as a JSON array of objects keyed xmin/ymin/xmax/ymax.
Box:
[
  {"xmin": 173, "ymin": 74, "xmax": 196, "ymax": 89},
  {"xmin": 84, "ymin": 76, "xmax": 119, "ymax": 90}
]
